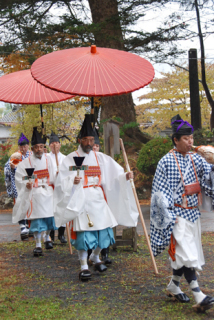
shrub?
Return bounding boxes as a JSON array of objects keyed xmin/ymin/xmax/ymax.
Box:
[
  {"xmin": 137, "ymin": 136, "xmax": 173, "ymax": 176},
  {"xmin": 193, "ymin": 128, "xmax": 214, "ymax": 146},
  {"xmin": 120, "ymin": 122, "xmax": 139, "ymax": 137},
  {"xmin": 60, "ymin": 143, "xmax": 78, "ymax": 156}
]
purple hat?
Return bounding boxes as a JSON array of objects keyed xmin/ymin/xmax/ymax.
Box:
[
  {"xmin": 18, "ymin": 133, "xmax": 29, "ymax": 146},
  {"xmin": 171, "ymin": 114, "xmax": 194, "ymax": 135}
]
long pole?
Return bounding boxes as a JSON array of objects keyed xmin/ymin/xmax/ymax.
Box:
[
  {"xmin": 119, "ymin": 138, "xmax": 158, "ymax": 274},
  {"xmin": 54, "ymin": 144, "xmax": 72, "ymax": 255},
  {"xmin": 40, "ymin": 104, "xmax": 45, "ymax": 136}
]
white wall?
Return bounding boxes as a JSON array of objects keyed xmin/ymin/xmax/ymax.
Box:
[{"xmin": 0, "ymin": 124, "xmax": 13, "ymax": 143}]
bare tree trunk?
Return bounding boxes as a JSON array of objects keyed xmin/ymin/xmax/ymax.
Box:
[
  {"xmin": 195, "ymin": 0, "xmax": 214, "ymax": 129},
  {"xmin": 88, "ymin": 0, "xmax": 136, "ymax": 123}
]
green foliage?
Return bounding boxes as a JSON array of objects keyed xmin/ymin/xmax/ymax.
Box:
[
  {"xmin": 0, "ymin": 141, "xmax": 12, "ymax": 184},
  {"xmin": 136, "ymin": 62, "xmax": 214, "ymax": 135},
  {"xmin": 137, "ymin": 136, "xmax": 173, "ymax": 175},
  {"xmin": 0, "ymin": 1, "xmax": 189, "ymax": 65},
  {"xmin": 120, "ymin": 122, "xmax": 139, "ymax": 137},
  {"xmin": 9, "ymin": 99, "xmax": 86, "ymax": 155},
  {"xmin": 193, "ymin": 128, "xmax": 214, "ymax": 146},
  {"xmin": 60, "ymin": 143, "xmax": 78, "ymax": 156}
]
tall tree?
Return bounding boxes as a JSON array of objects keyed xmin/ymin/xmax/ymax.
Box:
[
  {"xmin": 136, "ymin": 63, "xmax": 213, "ymax": 135},
  {"xmin": 177, "ymin": 0, "xmax": 214, "ymax": 128},
  {"xmin": 0, "ymin": 0, "xmax": 194, "ymax": 131}
]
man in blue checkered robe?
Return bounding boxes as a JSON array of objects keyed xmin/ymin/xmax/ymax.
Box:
[
  {"xmin": 150, "ymin": 114, "xmax": 214, "ymax": 312},
  {"xmin": 4, "ymin": 133, "xmax": 31, "ymax": 240}
]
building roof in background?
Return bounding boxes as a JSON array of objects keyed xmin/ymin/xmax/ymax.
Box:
[{"xmin": 0, "ymin": 110, "xmax": 18, "ymax": 125}]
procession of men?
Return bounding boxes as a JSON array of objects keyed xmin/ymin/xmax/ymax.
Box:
[{"xmin": 5, "ymin": 113, "xmax": 214, "ymax": 313}]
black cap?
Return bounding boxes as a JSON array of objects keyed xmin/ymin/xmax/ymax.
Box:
[
  {"xmin": 171, "ymin": 114, "xmax": 194, "ymax": 135},
  {"xmin": 31, "ymin": 127, "xmax": 46, "ymax": 146},
  {"xmin": 94, "ymin": 128, "xmax": 100, "ymax": 145},
  {"xmin": 49, "ymin": 131, "xmax": 60, "ymax": 145},
  {"xmin": 79, "ymin": 114, "xmax": 95, "ymax": 138}
]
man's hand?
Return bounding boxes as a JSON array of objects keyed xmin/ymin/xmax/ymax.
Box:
[
  {"xmin": 10, "ymin": 162, "xmax": 16, "ymax": 170},
  {"xmin": 74, "ymin": 176, "xmax": 82, "ymax": 185},
  {"xmin": 126, "ymin": 171, "xmax": 134, "ymax": 180},
  {"xmin": 26, "ymin": 181, "xmax": 33, "ymax": 190}
]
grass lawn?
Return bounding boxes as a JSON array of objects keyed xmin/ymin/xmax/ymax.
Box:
[{"xmin": 1, "ymin": 233, "xmax": 214, "ymax": 319}]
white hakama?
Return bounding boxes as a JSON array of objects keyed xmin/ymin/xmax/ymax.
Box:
[{"xmin": 171, "ymin": 216, "xmax": 205, "ymax": 271}]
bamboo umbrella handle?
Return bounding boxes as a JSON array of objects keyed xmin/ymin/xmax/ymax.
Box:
[
  {"xmin": 40, "ymin": 104, "xmax": 45, "ymax": 136},
  {"xmin": 54, "ymin": 144, "xmax": 59, "ymax": 173},
  {"xmin": 119, "ymin": 138, "xmax": 158, "ymax": 274},
  {"xmin": 66, "ymin": 223, "xmax": 73, "ymax": 254}
]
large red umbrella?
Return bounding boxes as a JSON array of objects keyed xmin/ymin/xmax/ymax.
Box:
[
  {"xmin": 31, "ymin": 45, "xmax": 154, "ymax": 97},
  {"xmin": 0, "ymin": 69, "xmax": 74, "ymax": 104},
  {"xmin": 0, "ymin": 69, "xmax": 75, "ymax": 134}
]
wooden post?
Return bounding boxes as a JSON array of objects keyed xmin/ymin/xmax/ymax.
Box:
[
  {"xmin": 189, "ymin": 49, "xmax": 201, "ymax": 130},
  {"xmin": 54, "ymin": 144, "xmax": 72, "ymax": 255},
  {"xmin": 103, "ymin": 120, "xmax": 137, "ymax": 252},
  {"xmin": 119, "ymin": 138, "xmax": 158, "ymax": 274}
]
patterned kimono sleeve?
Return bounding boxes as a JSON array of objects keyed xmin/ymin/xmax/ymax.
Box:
[
  {"xmin": 4, "ymin": 158, "xmax": 17, "ymax": 198},
  {"xmin": 198, "ymin": 156, "xmax": 214, "ymax": 204},
  {"xmin": 150, "ymin": 158, "xmax": 177, "ymax": 256}
]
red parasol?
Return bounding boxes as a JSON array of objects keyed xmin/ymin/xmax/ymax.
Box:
[
  {"xmin": 0, "ymin": 69, "xmax": 74, "ymax": 104},
  {"xmin": 0, "ymin": 69, "xmax": 75, "ymax": 135},
  {"xmin": 31, "ymin": 45, "xmax": 154, "ymax": 97}
]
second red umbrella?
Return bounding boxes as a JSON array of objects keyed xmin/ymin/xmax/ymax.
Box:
[{"xmin": 0, "ymin": 69, "xmax": 75, "ymax": 134}]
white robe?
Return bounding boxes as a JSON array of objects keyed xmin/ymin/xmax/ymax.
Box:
[
  {"xmin": 48, "ymin": 151, "xmax": 66, "ymax": 228},
  {"xmin": 12, "ymin": 153, "xmax": 55, "ymax": 223},
  {"xmin": 54, "ymin": 146, "xmax": 138, "ymax": 231},
  {"xmin": 47, "ymin": 151, "xmax": 66, "ymax": 174}
]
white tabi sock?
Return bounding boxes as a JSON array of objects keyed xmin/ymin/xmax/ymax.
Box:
[
  {"xmin": 189, "ymin": 280, "xmax": 206, "ymax": 304},
  {"xmin": 89, "ymin": 247, "xmax": 102, "ymax": 263},
  {"xmin": 167, "ymin": 275, "xmax": 183, "ymax": 295},
  {"xmin": 78, "ymin": 250, "xmax": 88, "ymax": 271},
  {"xmin": 45, "ymin": 230, "xmax": 51, "ymax": 242},
  {"xmin": 34, "ymin": 232, "xmax": 42, "ymax": 248}
]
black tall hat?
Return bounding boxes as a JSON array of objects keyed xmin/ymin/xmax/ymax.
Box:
[
  {"xmin": 94, "ymin": 128, "xmax": 100, "ymax": 145},
  {"xmin": 49, "ymin": 131, "xmax": 60, "ymax": 145},
  {"xmin": 79, "ymin": 114, "xmax": 95, "ymax": 138},
  {"xmin": 171, "ymin": 114, "xmax": 194, "ymax": 135},
  {"xmin": 31, "ymin": 127, "xmax": 46, "ymax": 146}
]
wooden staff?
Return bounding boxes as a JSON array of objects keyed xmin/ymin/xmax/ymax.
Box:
[
  {"xmin": 40, "ymin": 104, "xmax": 45, "ymax": 136},
  {"xmin": 66, "ymin": 223, "xmax": 73, "ymax": 255},
  {"xmin": 54, "ymin": 144, "xmax": 72, "ymax": 255},
  {"xmin": 119, "ymin": 138, "xmax": 158, "ymax": 274}
]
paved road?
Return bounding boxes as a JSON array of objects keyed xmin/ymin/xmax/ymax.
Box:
[{"xmin": 1, "ymin": 206, "xmax": 214, "ymax": 243}]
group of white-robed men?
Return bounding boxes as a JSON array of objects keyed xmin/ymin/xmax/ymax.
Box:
[
  {"xmin": 12, "ymin": 114, "xmax": 139, "ymax": 281},
  {"xmin": 8, "ymin": 112, "xmax": 214, "ymax": 312}
]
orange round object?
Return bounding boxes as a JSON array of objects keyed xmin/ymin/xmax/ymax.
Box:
[{"xmin": 11, "ymin": 158, "xmax": 22, "ymax": 165}]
